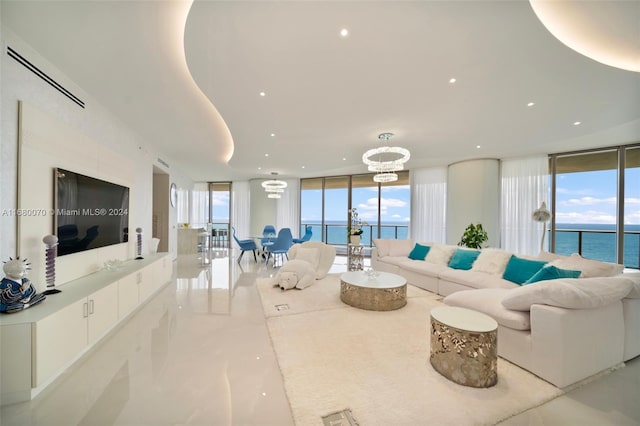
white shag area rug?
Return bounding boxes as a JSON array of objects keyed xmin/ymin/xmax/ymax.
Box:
[{"xmin": 257, "ymin": 274, "xmax": 565, "ymax": 425}]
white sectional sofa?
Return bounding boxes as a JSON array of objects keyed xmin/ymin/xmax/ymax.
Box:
[{"xmin": 371, "ymin": 238, "xmax": 640, "ymax": 387}]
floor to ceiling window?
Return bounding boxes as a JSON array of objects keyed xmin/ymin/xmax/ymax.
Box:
[
  {"xmin": 324, "ymin": 176, "xmax": 349, "ymax": 245},
  {"xmin": 550, "ymin": 143, "xmax": 639, "ymax": 269},
  {"xmin": 209, "ymin": 182, "xmax": 231, "ymax": 248},
  {"xmin": 300, "ymin": 172, "xmax": 410, "ymax": 247},
  {"xmin": 300, "ymin": 178, "xmax": 323, "ymax": 241},
  {"xmin": 624, "ymin": 146, "xmax": 640, "ymax": 269}
]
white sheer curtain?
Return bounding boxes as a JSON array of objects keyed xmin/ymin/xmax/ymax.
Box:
[
  {"xmin": 501, "ymin": 156, "xmax": 549, "ymax": 255},
  {"xmin": 176, "ymin": 188, "xmax": 190, "ymax": 225},
  {"xmin": 231, "ymin": 181, "xmax": 251, "ymax": 238},
  {"xmin": 190, "ymin": 182, "xmax": 209, "ymax": 228},
  {"xmin": 276, "ymin": 179, "xmax": 300, "ymax": 236},
  {"xmin": 410, "ymin": 167, "xmax": 447, "ymax": 243}
]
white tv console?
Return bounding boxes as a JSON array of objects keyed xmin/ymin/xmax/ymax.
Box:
[{"xmin": 0, "ymin": 253, "xmax": 173, "ymax": 406}]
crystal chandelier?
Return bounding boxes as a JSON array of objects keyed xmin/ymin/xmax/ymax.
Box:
[
  {"xmin": 262, "ymin": 172, "xmax": 287, "ymax": 199},
  {"xmin": 362, "ymin": 133, "xmax": 410, "ymax": 183}
]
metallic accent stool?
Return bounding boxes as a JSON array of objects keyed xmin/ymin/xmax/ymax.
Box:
[{"xmin": 430, "ymin": 307, "xmax": 498, "ymax": 388}]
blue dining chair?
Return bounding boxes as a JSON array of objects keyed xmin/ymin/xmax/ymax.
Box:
[
  {"xmin": 292, "ymin": 225, "xmax": 312, "ymax": 244},
  {"xmin": 232, "ymin": 227, "xmax": 258, "ymax": 263},
  {"xmin": 261, "ymin": 225, "xmax": 276, "ymax": 246},
  {"xmin": 265, "ymin": 228, "xmax": 293, "ymax": 267}
]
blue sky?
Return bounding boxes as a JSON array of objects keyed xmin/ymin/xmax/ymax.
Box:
[
  {"xmin": 555, "ymin": 168, "xmax": 640, "ymax": 225},
  {"xmin": 301, "ymin": 185, "xmax": 411, "ymax": 224}
]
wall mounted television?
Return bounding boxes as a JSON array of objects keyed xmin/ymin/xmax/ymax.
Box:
[{"xmin": 54, "ymin": 168, "xmax": 130, "ymax": 256}]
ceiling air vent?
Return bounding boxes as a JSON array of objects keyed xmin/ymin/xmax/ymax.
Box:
[{"xmin": 6, "ymin": 46, "xmax": 85, "ymax": 109}]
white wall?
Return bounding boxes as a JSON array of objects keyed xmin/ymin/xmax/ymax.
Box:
[
  {"xmin": 446, "ymin": 159, "xmax": 500, "ymax": 247},
  {"xmin": 0, "ymin": 28, "xmax": 191, "ymax": 287}
]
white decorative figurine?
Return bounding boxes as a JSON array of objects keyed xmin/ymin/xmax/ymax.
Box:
[{"xmin": 0, "ymin": 257, "xmax": 46, "ymax": 313}]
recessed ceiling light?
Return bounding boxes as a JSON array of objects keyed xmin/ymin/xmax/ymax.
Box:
[
  {"xmin": 342, "ymin": 157, "xmax": 347, "ymax": 161},
  {"xmin": 301, "ymin": 166, "xmax": 306, "ymax": 169},
  {"xmin": 259, "ymin": 91, "xmax": 266, "ymax": 97},
  {"xmin": 258, "ymin": 167, "xmax": 262, "ymax": 170},
  {"xmin": 573, "ymin": 121, "xmax": 582, "ymax": 126},
  {"xmin": 340, "ymin": 28, "xmax": 349, "ymax": 37},
  {"xmin": 476, "ymin": 145, "xmax": 481, "ymax": 149},
  {"xmin": 449, "ymin": 78, "xmax": 457, "ymax": 84},
  {"xmin": 265, "ymin": 153, "xmax": 269, "ymax": 157},
  {"xmin": 527, "ymin": 102, "xmax": 535, "ymax": 107},
  {"xmin": 270, "ymin": 133, "xmax": 275, "ymax": 137}
]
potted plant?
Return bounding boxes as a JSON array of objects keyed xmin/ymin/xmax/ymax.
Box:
[
  {"xmin": 459, "ymin": 223, "xmax": 488, "ymax": 249},
  {"xmin": 348, "ymin": 208, "xmax": 365, "ymax": 245}
]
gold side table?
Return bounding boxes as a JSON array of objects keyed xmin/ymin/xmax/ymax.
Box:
[{"xmin": 430, "ymin": 306, "xmax": 498, "ymax": 388}]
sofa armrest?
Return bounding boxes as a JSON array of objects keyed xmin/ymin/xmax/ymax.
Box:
[{"xmin": 529, "ymin": 301, "xmax": 624, "ymax": 387}]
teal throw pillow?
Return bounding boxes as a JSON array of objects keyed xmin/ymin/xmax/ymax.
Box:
[
  {"xmin": 408, "ymin": 243, "xmax": 430, "ymax": 260},
  {"xmin": 503, "ymin": 255, "xmax": 548, "ymax": 284},
  {"xmin": 524, "ymin": 265, "xmax": 581, "ymax": 284},
  {"xmin": 448, "ymin": 249, "xmax": 481, "ymax": 270}
]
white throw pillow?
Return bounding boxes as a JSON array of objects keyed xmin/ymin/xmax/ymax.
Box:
[
  {"xmin": 388, "ymin": 239, "xmax": 415, "ymax": 257},
  {"xmin": 373, "ymin": 239, "xmax": 392, "ymax": 257},
  {"xmin": 471, "ymin": 249, "xmax": 512, "ymax": 275},
  {"xmin": 536, "ymin": 251, "xmax": 569, "ymax": 262},
  {"xmin": 501, "ymin": 277, "xmax": 634, "ymax": 311},
  {"xmin": 424, "ymin": 244, "xmax": 457, "ymax": 265},
  {"xmin": 550, "ymin": 253, "xmax": 624, "ymax": 278},
  {"xmin": 295, "ymin": 247, "xmax": 319, "ymax": 270}
]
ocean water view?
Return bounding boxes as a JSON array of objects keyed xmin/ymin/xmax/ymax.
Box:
[
  {"xmin": 301, "ymin": 222, "xmax": 640, "ymax": 269},
  {"xmin": 553, "ymin": 223, "xmax": 639, "ymax": 269}
]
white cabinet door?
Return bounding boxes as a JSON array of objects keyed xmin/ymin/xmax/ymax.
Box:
[
  {"xmin": 138, "ymin": 264, "xmax": 156, "ymax": 302},
  {"xmin": 87, "ymin": 284, "xmax": 119, "ymax": 345},
  {"xmin": 118, "ymin": 272, "xmax": 139, "ymax": 319},
  {"xmin": 34, "ymin": 298, "xmax": 87, "ymax": 387}
]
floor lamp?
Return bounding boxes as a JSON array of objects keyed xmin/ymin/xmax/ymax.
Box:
[{"xmin": 532, "ymin": 201, "xmax": 552, "ymax": 253}]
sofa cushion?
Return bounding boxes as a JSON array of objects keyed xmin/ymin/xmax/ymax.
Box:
[
  {"xmin": 402, "ymin": 259, "xmax": 449, "ymax": 277},
  {"xmin": 381, "ymin": 256, "xmax": 413, "ymax": 268},
  {"xmin": 550, "ymin": 253, "xmax": 624, "ymax": 278},
  {"xmin": 439, "ymin": 268, "xmax": 518, "ymax": 290},
  {"xmin": 501, "ymin": 277, "xmax": 634, "ymax": 311},
  {"xmin": 408, "ymin": 243, "xmax": 431, "ymax": 260},
  {"xmin": 444, "ymin": 289, "xmax": 531, "ymax": 331},
  {"xmin": 524, "ymin": 265, "xmax": 581, "ymax": 284},
  {"xmin": 425, "ymin": 244, "xmax": 457, "ymax": 265},
  {"xmin": 502, "ymin": 255, "xmax": 548, "ymax": 284},
  {"xmin": 448, "ymin": 249, "xmax": 481, "ymax": 270},
  {"xmin": 471, "ymin": 249, "xmax": 512, "ymax": 275}
]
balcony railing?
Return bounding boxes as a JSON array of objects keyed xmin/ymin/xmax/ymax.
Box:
[
  {"xmin": 553, "ymin": 228, "xmax": 639, "ymax": 269},
  {"xmin": 300, "ymin": 223, "xmax": 409, "ymax": 247}
]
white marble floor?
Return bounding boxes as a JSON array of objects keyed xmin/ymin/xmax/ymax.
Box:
[{"xmin": 1, "ymin": 249, "xmax": 638, "ymax": 425}]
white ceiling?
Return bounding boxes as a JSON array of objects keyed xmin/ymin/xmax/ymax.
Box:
[{"xmin": 3, "ymin": 0, "xmax": 639, "ymax": 182}]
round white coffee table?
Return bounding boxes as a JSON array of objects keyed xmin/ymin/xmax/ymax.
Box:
[
  {"xmin": 430, "ymin": 306, "xmax": 498, "ymax": 388},
  {"xmin": 340, "ymin": 271, "xmax": 407, "ymax": 311}
]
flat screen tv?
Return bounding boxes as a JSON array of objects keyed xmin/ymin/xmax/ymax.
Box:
[{"xmin": 54, "ymin": 168, "xmax": 130, "ymax": 256}]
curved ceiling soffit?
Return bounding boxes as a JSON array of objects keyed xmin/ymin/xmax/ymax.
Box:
[
  {"xmin": 530, "ymin": 0, "xmax": 640, "ymax": 73},
  {"xmin": 179, "ymin": 0, "xmax": 234, "ymax": 164}
]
